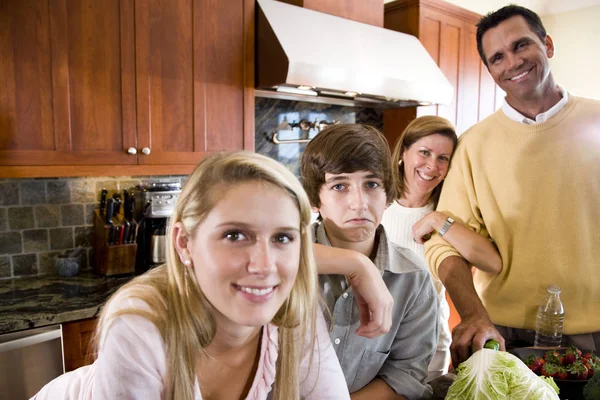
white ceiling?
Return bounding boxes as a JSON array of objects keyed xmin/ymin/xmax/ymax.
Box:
[{"xmin": 384, "ymin": 0, "xmax": 600, "ymax": 16}]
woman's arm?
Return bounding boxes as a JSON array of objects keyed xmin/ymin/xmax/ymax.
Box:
[
  {"xmin": 412, "ymin": 211, "xmax": 502, "ymax": 274},
  {"xmin": 313, "ymin": 243, "xmax": 394, "ymax": 338}
]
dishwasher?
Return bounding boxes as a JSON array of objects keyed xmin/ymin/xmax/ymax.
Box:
[{"xmin": 0, "ymin": 325, "xmax": 64, "ymax": 399}]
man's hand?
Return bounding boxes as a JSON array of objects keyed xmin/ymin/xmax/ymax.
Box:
[
  {"xmin": 347, "ymin": 259, "xmax": 394, "ymax": 338},
  {"xmin": 450, "ymin": 312, "xmax": 505, "ymax": 367}
]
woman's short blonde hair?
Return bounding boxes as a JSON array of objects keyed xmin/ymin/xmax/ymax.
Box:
[
  {"xmin": 93, "ymin": 151, "xmax": 319, "ymax": 400},
  {"xmin": 391, "ymin": 116, "xmax": 457, "ymax": 207}
]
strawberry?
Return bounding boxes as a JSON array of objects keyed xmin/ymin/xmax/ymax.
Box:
[
  {"xmin": 567, "ymin": 361, "xmax": 589, "ymax": 380},
  {"xmin": 582, "ymin": 352, "xmax": 593, "ymax": 361},
  {"xmin": 562, "ymin": 353, "xmax": 578, "ymax": 366},
  {"xmin": 544, "ymin": 350, "xmax": 563, "ymax": 365},
  {"xmin": 584, "ymin": 356, "xmax": 598, "ymax": 379},
  {"xmin": 541, "ymin": 363, "xmax": 567, "ymax": 379},
  {"xmin": 525, "ymin": 354, "xmax": 545, "ymax": 374},
  {"xmin": 566, "ymin": 345, "xmax": 583, "ymax": 357}
]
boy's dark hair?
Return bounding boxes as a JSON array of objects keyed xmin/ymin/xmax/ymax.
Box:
[
  {"xmin": 300, "ymin": 123, "xmax": 395, "ymax": 208},
  {"xmin": 476, "ymin": 4, "xmax": 547, "ymax": 67}
]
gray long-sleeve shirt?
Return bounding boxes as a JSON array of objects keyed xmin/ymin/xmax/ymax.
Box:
[{"xmin": 313, "ymin": 222, "xmax": 438, "ymax": 400}]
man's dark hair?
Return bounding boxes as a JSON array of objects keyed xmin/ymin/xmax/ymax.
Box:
[
  {"xmin": 476, "ymin": 4, "xmax": 547, "ymax": 67},
  {"xmin": 300, "ymin": 124, "xmax": 395, "ymax": 208}
]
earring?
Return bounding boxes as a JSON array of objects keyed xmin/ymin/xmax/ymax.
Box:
[
  {"xmin": 183, "ymin": 259, "xmax": 192, "ymax": 267},
  {"xmin": 398, "ymin": 159, "xmax": 403, "ymax": 167}
]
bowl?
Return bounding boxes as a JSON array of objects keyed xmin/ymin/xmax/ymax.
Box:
[{"xmin": 511, "ymin": 347, "xmax": 597, "ymax": 400}]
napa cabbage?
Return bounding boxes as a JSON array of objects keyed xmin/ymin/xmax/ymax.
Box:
[{"xmin": 446, "ymin": 349, "xmax": 560, "ymax": 400}]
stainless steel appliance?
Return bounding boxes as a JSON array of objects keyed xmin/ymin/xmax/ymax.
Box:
[
  {"xmin": 135, "ymin": 181, "xmax": 181, "ymax": 272},
  {"xmin": 0, "ymin": 325, "xmax": 63, "ymax": 399}
]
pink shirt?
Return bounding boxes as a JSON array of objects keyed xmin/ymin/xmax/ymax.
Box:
[{"xmin": 32, "ymin": 297, "xmax": 349, "ymax": 399}]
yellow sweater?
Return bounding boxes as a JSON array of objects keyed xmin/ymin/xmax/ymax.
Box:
[{"xmin": 425, "ymin": 95, "xmax": 600, "ymax": 334}]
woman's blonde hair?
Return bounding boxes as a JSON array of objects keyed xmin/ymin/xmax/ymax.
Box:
[
  {"xmin": 391, "ymin": 116, "xmax": 458, "ymax": 208},
  {"xmin": 92, "ymin": 151, "xmax": 319, "ymax": 400}
]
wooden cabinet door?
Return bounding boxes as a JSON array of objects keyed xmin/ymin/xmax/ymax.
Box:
[
  {"xmin": 419, "ymin": 7, "xmax": 467, "ymax": 129},
  {"xmin": 0, "ymin": 0, "xmax": 137, "ymax": 166},
  {"xmin": 62, "ymin": 317, "xmax": 98, "ymax": 372},
  {"xmin": 134, "ymin": 0, "xmax": 251, "ymax": 165}
]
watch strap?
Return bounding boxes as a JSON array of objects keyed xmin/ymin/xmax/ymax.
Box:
[{"xmin": 438, "ymin": 217, "xmax": 455, "ymax": 237}]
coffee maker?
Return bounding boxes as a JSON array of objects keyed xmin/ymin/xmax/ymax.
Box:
[{"xmin": 135, "ymin": 181, "xmax": 181, "ymax": 273}]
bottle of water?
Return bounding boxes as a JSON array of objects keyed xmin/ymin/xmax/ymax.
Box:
[{"xmin": 534, "ymin": 284, "xmax": 565, "ymax": 347}]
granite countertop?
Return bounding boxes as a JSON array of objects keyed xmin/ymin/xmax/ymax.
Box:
[{"xmin": 0, "ymin": 272, "xmax": 134, "ymax": 334}]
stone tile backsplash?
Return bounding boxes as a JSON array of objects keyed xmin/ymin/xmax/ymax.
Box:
[{"xmin": 0, "ymin": 176, "xmax": 184, "ymax": 280}]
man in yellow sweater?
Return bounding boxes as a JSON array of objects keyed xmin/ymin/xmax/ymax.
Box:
[{"xmin": 425, "ymin": 4, "xmax": 600, "ymax": 366}]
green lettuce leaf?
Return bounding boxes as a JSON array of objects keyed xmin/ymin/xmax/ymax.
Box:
[{"xmin": 446, "ymin": 349, "xmax": 560, "ymax": 400}]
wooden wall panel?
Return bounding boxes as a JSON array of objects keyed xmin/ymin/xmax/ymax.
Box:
[
  {"xmin": 459, "ymin": 25, "xmax": 481, "ymax": 134},
  {"xmin": 437, "ymin": 22, "xmax": 461, "ymax": 126}
]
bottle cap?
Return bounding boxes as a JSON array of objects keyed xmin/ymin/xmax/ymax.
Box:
[{"xmin": 547, "ymin": 284, "xmax": 561, "ymax": 294}]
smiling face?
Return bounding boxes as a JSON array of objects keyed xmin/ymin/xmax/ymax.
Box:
[
  {"xmin": 315, "ymin": 171, "xmax": 387, "ymax": 249},
  {"xmin": 175, "ymin": 181, "xmax": 301, "ymax": 330},
  {"xmin": 482, "ymin": 15, "xmax": 555, "ymax": 107},
  {"xmin": 401, "ymin": 133, "xmax": 454, "ymax": 201}
]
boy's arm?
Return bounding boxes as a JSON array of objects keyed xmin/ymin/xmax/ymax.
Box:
[
  {"xmin": 313, "ymin": 243, "xmax": 394, "ymax": 338},
  {"xmin": 412, "ymin": 211, "xmax": 502, "ymax": 274},
  {"xmin": 350, "ymin": 378, "xmax": 407, "ymax": 400},
  {"xmin": 376, "ymin": 271, "xmax": 438, "ymax": 400}
]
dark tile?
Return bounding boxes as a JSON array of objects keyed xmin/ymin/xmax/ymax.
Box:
[
  {"xmin": 75, "ymin": 226, "xmax": 93, "ymax": 247},
  {"xmin": 61, "ymin": 204, "xmax": 84, "ymax": 226},
  {"xmin": 85, "ymin": 204, "xmax": 98, "ymax": 225},
  {"xmin": 8, "ymin": 207, "xmax": 34, "ymax": 230},
  {"xmin": 49, "ymin": 227, "xmax": 73, "ymax": 250},
  {"xmin": 0, "ymin": 208, "xmax": 6, "ymax": 231},
  {"xmin": 13, "ymin": 253, "xmax": 37, "ymax": 276},
  {"xmin": 0, "ymin": 232, "xmax": 22, "ymax": 254},
  {"xmin": 0, "ymin": 182, "xmax": 19, "ymax": 206},
  {"xmin": 20, "ymin": 180, "xmax": 47, "ymax": 205},
  {"xmin": 23, "ymin": 229, "xmax": 49, "ymax": 252},
  {"xmin": 47, "ymin": 181, "xmax": 71, "ymax": 204},
  {"xmin": 0, "ymin": 256, "xmax": 11, "ymax": 277},
  {"xmin": 38, "ymin": 251, "xmax": 61, "ymax": 275},
  {"xmin": 71, "ymin": 180, "xmax": 96, "ymax": 203},
  {"xmin": 35, "ymin": 205, "xmax": 60, "ymax": 228}
]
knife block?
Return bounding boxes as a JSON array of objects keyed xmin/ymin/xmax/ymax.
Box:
[{"xmin": 93, "ymin": 210, "xmax": 137, "ymax": 276}]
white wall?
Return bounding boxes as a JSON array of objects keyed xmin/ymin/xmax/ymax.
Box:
[{"xmin": 542, "ymin": 6, "xmax": 600, "ymax": 100}]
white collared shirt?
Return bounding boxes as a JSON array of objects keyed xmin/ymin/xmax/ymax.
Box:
[{"xmin": 502, "ymin": 86, "xmax": 568, "ymax": 124}]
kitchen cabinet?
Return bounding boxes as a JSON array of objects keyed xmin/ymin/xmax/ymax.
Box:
[
  {"xmin": 62, "ymin": 317, "xmax": 97, "ymax": 372},
  {"xmin": 383, "ymin": 0, "xmax": 504, "ymax": 144},
  {"xmin": 0, "ymin": 0, "xmax": 254, "ymax": 178}
]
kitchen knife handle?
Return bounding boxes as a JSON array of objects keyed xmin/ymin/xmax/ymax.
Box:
[
  {"xmin": 100, "ymin": 189, "xmax": 108, "ymax": 215},
  {"xmin": 105, "ymin": 198, "xmax": 115, "ymax": 225}
]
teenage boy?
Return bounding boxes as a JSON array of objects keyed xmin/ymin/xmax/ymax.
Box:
[{"xmin": 301, "ymin": 124, "xmax": 438, "ymax": 400}]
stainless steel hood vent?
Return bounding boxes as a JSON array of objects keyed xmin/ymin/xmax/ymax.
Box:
[{"xmin": 256, "ymin": 0, "xmax": 454, "ymax": 108}]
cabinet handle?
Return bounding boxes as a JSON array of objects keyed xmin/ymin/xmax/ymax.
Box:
[
  {"xmin": 141, "ymin": 147, "xmax": 151, "ymax": 155},
  {"xmin": 127, "ymin": 147, "xmax": 137, "ymax": 155}
]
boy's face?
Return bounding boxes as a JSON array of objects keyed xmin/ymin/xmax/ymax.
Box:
[{"xmin": 315, "ymin": 170, "xmax": 387, "ymax": 247}]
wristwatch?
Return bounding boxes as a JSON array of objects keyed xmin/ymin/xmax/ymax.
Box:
[{"xmin": 438, "ymin": 217, "xmax": 455, "ymax": 237}]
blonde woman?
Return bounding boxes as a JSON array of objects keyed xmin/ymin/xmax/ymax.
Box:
[{"xmin": 33, "ymin": 152, "xmax": 349, "ymax": 400}]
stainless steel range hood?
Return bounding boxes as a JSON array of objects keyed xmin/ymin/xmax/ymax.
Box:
[{"xmin": 256, "ymin": 0, "xmax": 454, "ymax": 108}]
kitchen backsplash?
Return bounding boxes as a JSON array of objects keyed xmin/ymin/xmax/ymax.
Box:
[
  {"xmin": 0, "ymin": 176, "xmax": 185, "ymax": 280},
  {"xmin": 255, "ymin": 97, "xmax": 383, "ymax": 176}
]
